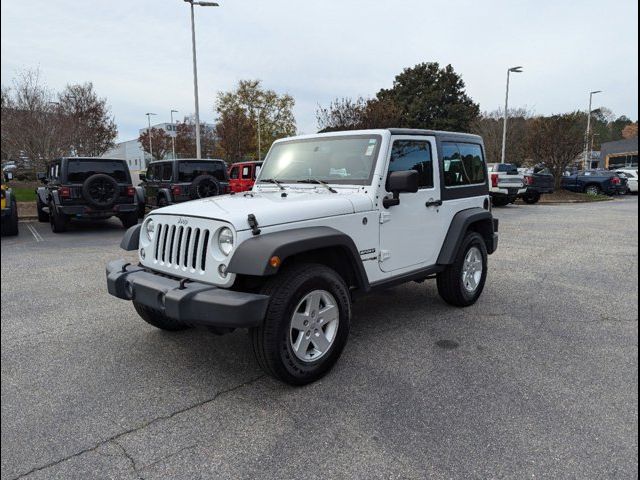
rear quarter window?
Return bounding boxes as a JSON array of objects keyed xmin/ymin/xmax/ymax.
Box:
[
  {"xmin": 442, "ymin": 142, "xmax": 487, "ymax": 187},
  {"xmin": 178, "ymin": 161, "xmax": 228, "ymax": 182}
]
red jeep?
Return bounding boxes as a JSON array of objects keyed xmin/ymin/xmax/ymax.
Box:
[{"xmin": 228, "ymin": 161, "xmax": 263, "ymax": 193}]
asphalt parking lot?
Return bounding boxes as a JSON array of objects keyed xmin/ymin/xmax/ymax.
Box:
[{"xmin": 1, "ymin": 197, "xmax": 638, "ymax": 480}]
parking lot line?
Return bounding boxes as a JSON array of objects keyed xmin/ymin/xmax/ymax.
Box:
[{"xmin": 25, "ymin": 223, "xmax": 45, "ymax": 242}]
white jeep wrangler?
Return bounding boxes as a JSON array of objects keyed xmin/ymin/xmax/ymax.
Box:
[{"xmin": 107, "ymin": 129, "xmax": 498, "ymax": 385}]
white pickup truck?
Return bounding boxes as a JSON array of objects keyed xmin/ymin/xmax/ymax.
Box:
[{"xmin": 487, "ymin": 163, "xmax": 526, "ymax": 206}]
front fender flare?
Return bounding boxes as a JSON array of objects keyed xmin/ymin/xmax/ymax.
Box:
[{"xmin": 226, "ymin": 226, "xmax": 369, "ymax": 289}]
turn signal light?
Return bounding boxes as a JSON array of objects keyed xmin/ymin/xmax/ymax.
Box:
[
  {"xmin": 171, "ymin": 185, "xmax": 182, "ymax": 196},
  {"xmin": 269, "ymin": 256, "xmax": 281, "ymax": 268},
  {"xmin": 59, "ymin": 186, "xmax": 71, "ymax": 198},
  {"xmin": 126, "ymin": 186, "xmax": 135, "ymax": 196}
]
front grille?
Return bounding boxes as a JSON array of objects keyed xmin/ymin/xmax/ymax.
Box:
[{"xmin": 153, "ymin": 223, "xmax": 211, "ymax": 272}]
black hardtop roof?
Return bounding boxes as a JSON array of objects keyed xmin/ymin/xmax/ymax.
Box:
[
  {"xmin": 149, "ymin": 158, "xmax": 225, "ymax": 164},
  {"xmin": 230, "ymin": 160, "xmax": 263, "ymax": 165},
  {"xmin": 54, "ymin": 157, "xmax": 128, "ymax": 163},
  {"xmin": 386, "ymin": 128, "xmax": 483, "ymax": 143}
]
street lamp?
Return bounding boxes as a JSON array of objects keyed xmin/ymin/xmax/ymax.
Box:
[
  {"xmin": 583, "ymin": 90, "xmax": 602, "ymax": 171},
  {"xmin": 183, "ymin": 0, "xmax": 220, "ymax": 159},
  {"xmin": 170, "ymin": 109, "xmax": 179, "ymax": 159},
  {"xmin": 145, "ymin": 112, "xmax": 157, "ymax": 161},
  {"xmin": 500, "ymin": 66, "xmax": 523, "ymax": 164},
  {"xmin": 252, "ymin": 104, "xmax": 263, "ymax": 160}
]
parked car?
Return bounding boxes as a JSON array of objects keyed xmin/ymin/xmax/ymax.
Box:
[
  {"xmin": 1, "ymin": 173, "xmax": 19, "ymax": 236},
  {"xmin": 616, "ymin": 169, "xmax": 638, "ymax": 194},
  {"xmin": 487, "ymin": 163, "xmax": 525, "ymax": 206},
  {"xmin": 107, "ymin": 128, "xmax": 499, "ymax": 385},
  {"xmin": 518, "ymin": 167, "xmax": 555, "ymax": 204},
  {"xmin": 561, "ymin": 170, "xmax": 626, "ymax": 196},
  {"xmin": 36, "ymin": 157, "xmax": 139, "ymax": 233},
  {"xmin": 228, "ymin": 161, "xmax": 263, "ymax": 193},
  {"xmin": 139, "ymin": 159, "xmax": 229, "ymax": 212}
]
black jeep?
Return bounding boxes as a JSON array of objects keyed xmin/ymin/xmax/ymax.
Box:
[
  {"xmin": 36, "ymin": 157, "xmax": 139, "ymax": 233},
  {"xmin": 139, "ymin": 159, "xmax": 229, "ymax": 212}
]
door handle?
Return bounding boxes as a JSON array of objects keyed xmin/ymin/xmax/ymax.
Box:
[{"xmin": 425, "ymin": 199, "xmax": 442, "ymax": 208}]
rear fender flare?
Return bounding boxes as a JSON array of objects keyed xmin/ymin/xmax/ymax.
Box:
[{"xmin": 437, "ymin": 208, "xmax": 496, "ymax": 264}]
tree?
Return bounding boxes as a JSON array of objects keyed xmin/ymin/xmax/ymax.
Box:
[
  {"xmin": 215, "ymin": 80, "xmax": 296, "ymax": 160},
  {"xmin": 174, "ymin": 117, "xmax": 217, "ymax": 159},
  {"xmin": 526, "ymin": 112, "xmax": 585, "ymax": 188},
  {"xmin": 622, "ymin": 122, "xmax": 638, "ymax": 139},
  {"xmin": 471, "ymin": 108, "xmax": 533, "ymax": 165},
  {"xmin": 376, "ymin": 62, "xmax": 480, "ymax": 131},
  {"xmin": 0, "ymin": 69, "xmax": 71, "ymax": 172},
  {"xmin": 138, "ymin": 127, "xmax": 172, "ymax": 161},
  {"xmin": 316, "ymin": 97, "xmax": 367, "ymax": 132},
  {"xmin": 57, "ymin": 82, "xmax": 117, "ymax": 156}
]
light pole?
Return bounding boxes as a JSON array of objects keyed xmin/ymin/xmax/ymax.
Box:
[
  {"xmin": 254, "ymin": 105, "xmax": 263, "ymax": 160},
  {"xmin": 145, "ymin": 112, "xmax": 157, "ymax": 162},
  {"xmin": 170, "ymin": 109, "xmax": 178, "ymax": 159},
  {"xmin": 183, "ymin": 0, "xmax": 219, "ymax": 159},
  {"xmin": 583, "ymin": 90, "xmax": 602, "ymax": 171},
  {"xmin": 500, "ymin": 66, "xmax": 523, "ymax": 164}
]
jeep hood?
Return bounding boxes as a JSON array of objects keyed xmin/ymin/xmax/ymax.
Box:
[{"xmin": 154, "ymin": 189, "xmax": 374, "ymax": 231}]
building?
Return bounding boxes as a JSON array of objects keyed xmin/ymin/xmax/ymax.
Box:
[
  {"xmin": 597, "ymin": 138, "xmax": 639, "ymax": 170},
  {"xmin": 103, "ymin": 121, "xmax": 216, "ymax": 172}
]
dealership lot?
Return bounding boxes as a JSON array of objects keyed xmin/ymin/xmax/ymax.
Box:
[{"xmin": 1, "ymin": 197, "xmax": 638, "ymax": 480}]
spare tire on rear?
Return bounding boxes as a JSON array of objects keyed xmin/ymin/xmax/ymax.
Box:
[
  {"xmin": 190, "ymin": 175, "xmax": 220, "ymax": 199},
  {"xmin": 82, "ymin": 173, "xmax": 119, "ymax": 208}
]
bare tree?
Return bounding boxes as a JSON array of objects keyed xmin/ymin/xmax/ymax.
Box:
[
  {"xmin": 471, "ymin": 108, "xmax": 533, "ymax": 165},
  {"xmin": 58, "ymin": 82, "xmax": 117, "ymax": 157},
  {"xmin": 316, "ymin": 97, "xmax": 367, "ymax": 132},
  {"xmin": 526, "ymin": 112, "xmax": 586, "ymax": 188},
  {"xmin": 1, "ymin": 69, "xmax": 71, "ymax": 172},
  {"xmin": 138, "ymin": 127, "xmax": 173, "ymax": 160},
  {"xmin": 175, "ymin": 117, "xmax": 217, "ymax": 159}
]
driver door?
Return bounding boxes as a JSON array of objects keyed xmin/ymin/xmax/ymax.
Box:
[{"xmin": 379, "ymin": 136, "xmax": 442, "ymax": 273}]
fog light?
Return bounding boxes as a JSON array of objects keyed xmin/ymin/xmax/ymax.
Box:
[
  {"xmin": 218, "ymin": 264, "xmax": 228, "ymax": 278},
  {"xmin": 139, "ymin": 247, "xmax": 146, "ymax": 259}
]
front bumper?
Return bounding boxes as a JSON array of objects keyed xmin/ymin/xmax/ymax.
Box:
[{"xmin": 106, "ymin": 259, "xmax": 269, "ymax": 328}]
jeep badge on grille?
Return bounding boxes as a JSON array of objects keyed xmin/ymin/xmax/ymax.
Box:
[{"xmin": 177, "ymin": 217, "xmax": 189, "ymax": 225}]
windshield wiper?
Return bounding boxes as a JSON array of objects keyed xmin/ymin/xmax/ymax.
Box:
[
  {"xmin": 297, "ymin": 178, "xmax": 337, "ymax": 193},
  {"xmin": 258, "ymin": 178, "xmax": 285, "ymax": 191}
]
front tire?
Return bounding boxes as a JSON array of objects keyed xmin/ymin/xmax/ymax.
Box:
[
  {"xmin": 1, "ymin": 202, "xmax": 19, "ymax": 236},
  {"xmin": 250, "ymin": 263, "xmax": 351, "ymax": 386},
  {"xmin": 437, "ymin": 232, "xmax": 488, "ymax": 307},
  {"xmin": 133, "ymin": 302, "xmax": 190, "ymax": 331}
]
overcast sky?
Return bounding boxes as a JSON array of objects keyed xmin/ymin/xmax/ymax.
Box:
[{"xmin": 2, "ymin": 0, "xmax": 638, "ymax": 142}]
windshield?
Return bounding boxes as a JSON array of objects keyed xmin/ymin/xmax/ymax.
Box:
[{"xmin": 258, "ymin": 135, "xmax": 382, "ymax": 185}]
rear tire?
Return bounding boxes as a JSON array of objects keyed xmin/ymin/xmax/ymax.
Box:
[
  {"xmin": 585, "ymin": 184, "xmax": 601, "ymax": 196},
  {"xmin": 250, "ymin": 263, "xmax": 351, "ymax": 386},
  {"xmin": 523, "ymin": 192, "xmax": 541, "ymax": 204},
  {"xmin": 49, "ymin": 204, "xmax": 69, "ymax": 233},
  {"xmin": 492, "ymin": 197, "xmax": 509, "ymax": 207},
  {"xmin": 37, "ymin": 197, "xmax": 49, "ymax": 222},
  {"xmin": 133, "ymin": 302, "xmax": 190, "ymax": 331},
  {"xmin": 437, "ymin": 232, "xmax": 488, "ymax": 307}
]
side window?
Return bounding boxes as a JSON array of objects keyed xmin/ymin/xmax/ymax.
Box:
[
  {"xmin": 254, "ymin": 165, "xmax": 261, "ymax": 179},
  {"xmin": 230, "ymin": 167, "xmax": 239, "ymax": 180},
  {"xmin": 146, "ymin": 166, "xmax": 154, "ymax": 181},
  {"xmin": 161, "ymin": 163, "xmax": 173, "ymax": 181},
  {"xmin": 442, "ymin": 142, "xmax": 486, "ymax": 186},
  {"xmin": 387, "ymin": 140, "xmax": 434, "ymax": 189},
  {"xmin": 242, "ymin": 166, "xmax": 251, "ymax": 179}
]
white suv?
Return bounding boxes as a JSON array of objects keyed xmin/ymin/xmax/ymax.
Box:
[{"xmin": 107, "ymin": 129, "xmax": 499, "ymax": 385}]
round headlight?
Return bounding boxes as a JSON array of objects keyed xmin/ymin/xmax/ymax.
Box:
[
  {"xmin": 218, "ymin": 227, "xmax": 234, "ymax": 256},
  {"xmin": 144, "ymin": 218, "xmax": 155, "ymax": 241}
]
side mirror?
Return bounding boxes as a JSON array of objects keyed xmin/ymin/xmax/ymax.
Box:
[
  {"xmin": 138, "ymin": 173, "xmax": 146, "ymax": 181},
  {"xmin": 383, "ymin": 170, "xmax": 419, "ymax": 208},
  {"xmin": 5, "ymin": 171, "xmax": 13, "ymax": 181},
  {"xmin": 37, "ymin": 172, "xmax": 47, "ymax": 183}
]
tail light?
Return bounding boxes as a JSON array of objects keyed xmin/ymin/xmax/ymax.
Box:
[
  {"xmin": 59, "ymin": 186, "xmax": 71, "ymax": 198},
  {"xmin": 525, "ymin": 176, "xmax": 534, "ymax": 185},
  {"xmin": 612, "ymin": 177, "xmax": 621, "ymax": 185},
  {"xmin": 171, "ymin": 185, "xmax": 182, "ymax": 196},
  {"xmin": 126, "ymin": 186, "xmax": 135, "ymax": 197},
  {"xmin": 491, "ymin": 173, "xmax": 499, "ymax": 188}
]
